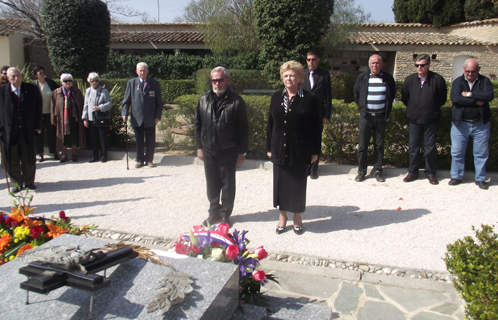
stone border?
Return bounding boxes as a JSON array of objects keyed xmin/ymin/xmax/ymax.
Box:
[{"xmin": 88, "ymin": 228, "xmax": 453, "ymax": 283}]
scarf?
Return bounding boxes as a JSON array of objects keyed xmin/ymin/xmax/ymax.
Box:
[{"xmin": 62, "ymin": 86, "xmax": 73, "ymax": 135}]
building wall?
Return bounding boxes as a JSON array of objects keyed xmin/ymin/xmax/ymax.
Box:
[
  {"xmin": 24, "ymin": 39, "xmax": 57, "ymax": 78},
  {"xmin": 393, "ymin": 45, "xmax": 498, "ymax": 81},
  {"xmin": 8, "ymin": 33, "xmax": 25, "ymax": 69},
  {"xmin": 0, "ymin": 37, "xmax": 9, "ymax": 67}
]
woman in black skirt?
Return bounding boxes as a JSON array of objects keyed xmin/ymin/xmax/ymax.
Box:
[{"xmin": 266, "ymin": 60, "xmax": 321, "ymax": 235}]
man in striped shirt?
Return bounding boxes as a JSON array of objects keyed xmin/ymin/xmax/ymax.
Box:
[{"xmin": 353, "ymin": 54, "xmax": 395, "ymax": 182}]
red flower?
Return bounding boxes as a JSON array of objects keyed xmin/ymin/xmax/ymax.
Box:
[
  {"xmin": 4, "ymin": 217, "xmax": 18, "ymax": 228},
  {"xmin": 226, "ymin": 245, "xmax": 239, "ymax": 260},
  {"xmin": 0, "ymin": 215, "xmax": 4, "ymax": 224},
  {"xmin": 30, "ymin": 226, "xmax": 45, "ymax": 239},
  {"xmin": 253, "ymin": 270, "xmax": 266, "ymax": 282},
  {"xmin": 254, "ymin": 246, "xmax": 268, "ymax": 260},
  {"xmin": 218, "ymin": 223, "xmax": 230, "ymax": 235},
  {"xmin": 59, "ymin": 211, "xmax": 69, "ymax": 222},
  {"xmin": 174, "ymin": 242, "xmax": 187, "ymax": 255},
  {"xmin": 192, "ymin": 225, "xmax": 203, "ymax": 232},
  {"xmin": 190, "ymin": 245, "xmax": 201, "ymax": 254}
]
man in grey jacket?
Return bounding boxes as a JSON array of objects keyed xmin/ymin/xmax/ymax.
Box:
[
  {"xmin": 121, "ymin": 62, "xmax": 163, "ymax": 168},
  {"xmin": 195, "ymin": 66, "xmax": 249, "ymax": 227}
]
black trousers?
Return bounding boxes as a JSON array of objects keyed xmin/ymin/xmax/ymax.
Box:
[
  {"xmin": 9, "ymin": 137, "xmax": 35, "ymax": 187},
  {"xmin": 408, "ymin": 121, "xmax": 438, "ymax": 177},
  {"xmin": 203, "ymin": 148, "xmax": 238, "ymax": 219},
  {"xmin": 357, "ymin": 113, "xmax": 387, "ymax": 175},
  {"xmin": 35, "ymin": 113, "xmax": 56, "ymax": 154},
  {"xmin": 134, "ymin": 124, "xmax": 155, "ymax": 163},
  {"xmin": 309, "ymin": 124, "xmax": 323, "ymax": 175},
  {"xmin": 89, "ymin": 121, "xmax": 108, "ymax": 159}
]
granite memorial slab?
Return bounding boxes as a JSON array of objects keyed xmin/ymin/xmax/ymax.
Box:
[{"xmin": 0, "ymin": 234, "xmax": 239, "ymax": 319}]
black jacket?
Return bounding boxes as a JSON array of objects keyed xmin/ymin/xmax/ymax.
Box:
[
  {"xmin": 450, "ymin": 73, "xmax": 494, "ymax": 125},
  {"xmin": 401, "ymin": 71, "xmax": 447, "ymax": 124},
  {"xmin": 33, "ymin": 77, "xmax": 59, "ymax": 92},
  {"xmin": 302, "ymin": 67, "xmax": 332, "ymax": 120},
  {"xmin": 195, "ymin": 88, "xmax": 249, "ymax": 153},
  {"xmin": 354, "ymin": 71, "xmax": 395, "ymax": 120},
  {"xmin": 266, "ymin": 89, "xmax": 321, "ymax": 166}
]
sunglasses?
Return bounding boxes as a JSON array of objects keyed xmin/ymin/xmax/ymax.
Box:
[
  {"xmin": 63, "ymin": 80, "xmax": 72, "ymax": 83},
  {"xmin": 90, "ymin": 80, "xmax": 99, "ymax": 83},
  {"xmin": 415, "ymin": 63, "xmax": 428, "ymax": 68},
  {"xmin": 211, "ymin": 78, "xmax": 225, "ymax": 84}
]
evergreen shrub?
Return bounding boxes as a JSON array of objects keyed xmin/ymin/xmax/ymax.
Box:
[
  {"xmin": 445, "ymin": 225, "xmax": 498, "ymax": 319},
  {"xmin": 195, "ymin": 69, "xmax": 275, "ymax": 96}
]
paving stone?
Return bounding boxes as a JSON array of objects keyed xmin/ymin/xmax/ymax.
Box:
[
  {"xmin": 264, "ymin": 270, "xmax": 341, "ymax": 299},
  {"xmin": 431, "ymin": 302, "xmax": 462, "ymax": 315},
  {"xmin": 380, "ymin": 286, "xmax": 448, "ymax": 312},
  {"xmin": 411, "ymin": 312, "xmax": 455, "ymax": 320},
  {"xmin": 363, "ymin": 284, "xmax": 385, "ymax": 301},
  {"xmin": 357, "ymin": 301, "xmax": 406, "ymax": 320},
  {"xmin": 264, "ymin": 293, "xmax": 332, "ymax": 320},
  {"xmin": 333, "ymin": 282, "xmax": 363, "ymax": 315}
]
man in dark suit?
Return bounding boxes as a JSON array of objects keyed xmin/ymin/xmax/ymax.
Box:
[
  {"xmin": 121, "ymin": 62, "xmax": 163, "ymax": 168},
  {"xmin": 302, "ymin": 50, "xmax": 331, "ymax": 179},
  {"xmin": 0, "ymin": 67, "xmax": 42, "ymax": 193}
]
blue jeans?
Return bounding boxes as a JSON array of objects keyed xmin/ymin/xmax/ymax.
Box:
[{"xmin": 450, "ymin": 121, "xmax": 490, "ymax": 181}]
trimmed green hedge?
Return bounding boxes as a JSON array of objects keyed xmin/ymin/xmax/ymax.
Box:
[{"xmin": 195, "ymin": 69, "xmax": 275, "ymax": 96}]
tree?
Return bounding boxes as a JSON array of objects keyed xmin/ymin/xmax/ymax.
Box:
[
  {"xmin": 0, "ymin": 0, "xmax": 145, "ymax": 40},
  {"xmin": 464, "ymin": 0, "xmax": 498, "ymax": 21},
  {"xmin": 254, "ymin": 0, "xmax": 334, "ymax": 83},
  {"xmin": 182, "ymin": 0, "xmax": 258, "ymax": 55},
  {"xmin": 392, "ymin": 0, "xmax": 472, "ymax": 27},
  {"xmin": 42, "ymin": 0, "xmax": 110, "ymax": 78}
]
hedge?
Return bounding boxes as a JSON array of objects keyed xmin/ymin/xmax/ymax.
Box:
[{"xmin": 195, "ymin": 69, "xmax": 275, "ymax": 96}]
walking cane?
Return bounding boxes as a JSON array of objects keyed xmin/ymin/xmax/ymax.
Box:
[
  {"xmin": 125, "ymin": 123, "xmax": 129, "ymax": 170},
  {"xmin": 0, "ymin": 144, "xmax": 10, "ymax": 193}
]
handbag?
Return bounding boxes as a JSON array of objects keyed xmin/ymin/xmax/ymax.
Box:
[{"xmin": 93, "ymin": 111, "xmax": 110, "ymax": 127}]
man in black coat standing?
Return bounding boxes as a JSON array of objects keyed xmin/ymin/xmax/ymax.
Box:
[
  {"xmin": 0, "ymin": 67, "xmax": 42, "ymax": 193},
  {"xmin": 121, "ymin": 62, "xmax": 163, "ymax": 168},
  {"xmin": 302, "ymin": 50, "xmax": 331, "ymax": 179},
  {"xmin": 401, "ymin": 54, "xmax": 447, "ymax": 185}
]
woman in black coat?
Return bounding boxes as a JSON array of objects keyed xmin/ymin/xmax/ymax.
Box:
[{"xmin": 266, "ymin": 60, "xmax": 321, "ymax": 235}]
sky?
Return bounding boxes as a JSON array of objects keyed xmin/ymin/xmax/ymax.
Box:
[{"xmin": 120, "ymin": 0, "xmax": 396, "ymax": 24}]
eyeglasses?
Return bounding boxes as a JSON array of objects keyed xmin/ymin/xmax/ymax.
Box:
[
  {"xmin": 211, "ymin": 78, "xmax": 225, "ymax": 84},
  {"xmin": 90, "ymin": 80, "xmax": 99, "ymax": 83},
  {"xmin": 307, "ymin": 58, "xmax": 317, "ymax": 62},
  {"xmin": 415, "ymin": 63, "xmax": 428, "ymax": 68},
  {"xmin": 63, "ymin": 80, "xmax": 72, "ymax": 83},
  {"xmin": 464, "ymin": 70, "xmax": 478, "ymax": 74}
]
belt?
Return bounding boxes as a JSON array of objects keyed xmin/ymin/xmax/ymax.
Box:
[
  {"xmin": 461, "ymin": 118, "xmax": 481, "ymax": 124},
  {"xmin": 366, "ymin": 112, "xmax": 385, "ymax": 117}
]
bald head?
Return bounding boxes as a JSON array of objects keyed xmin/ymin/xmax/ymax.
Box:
[
  {"xmin": 368, "ymin": 54, "xmax": 383, "ymax": 75},
  {"xmin": 463, "ymin": 58, "xmax": 480, "ymax": 83}
]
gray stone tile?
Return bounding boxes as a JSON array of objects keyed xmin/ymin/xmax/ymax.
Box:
[
  {"xmin": 266, "ymin": 270, "xmax": 341, "ymax": 299},
  {"xmin": 364, "ymin": 283, "xmax": 385, "ymax": 301},
  {"xmin": 333, "ymin": 282, "xmax": 363, "ymax": 315},
  {"xmin": 380, "ymin": 286, "xmax": 448, "ymax": 312},
  {"xmin": 431, "ymin": 302, "xmax": 462, "ymax": 315},
  {"xmin": 411, "ymin": 312, "xmax": 455, "ymax": 320},
  {"xmin": 357, "ymin": 301, "xmax": 406, "ymax": 320},
  {"xmin": 264, "ymin": 293, "xmax": 333, "ymax": 320}
]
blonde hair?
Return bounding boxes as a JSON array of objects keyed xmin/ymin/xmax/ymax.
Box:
[{"xmin": 280, "ymin": 61, "xmax": 304, "ymax": 83}]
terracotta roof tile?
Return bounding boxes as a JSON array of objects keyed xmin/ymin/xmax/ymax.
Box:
[
  {"xmin": 351, "ymin": 32, "xmax": 497, "ymax": 46},
  {"xmin": 0, "ymin": 18, "xmax": 29, "ymax": 36},
  {"xmin": 111, "ymin": 31, "xmax": 204, "ymax": 44}
]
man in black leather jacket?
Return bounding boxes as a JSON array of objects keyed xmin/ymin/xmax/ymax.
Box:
[{"xmin": 195, "ymin": 66, "xmax": 249, "ymax": 227}]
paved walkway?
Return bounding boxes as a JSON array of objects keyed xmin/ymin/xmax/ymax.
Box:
[{"xmin": 0, "ymin": 149, "xmax": 484, "ymax": 319}]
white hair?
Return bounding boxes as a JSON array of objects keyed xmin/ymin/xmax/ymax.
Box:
[
  {"xmin": 60, "ymin": 73, "xmax": 73, "ymax": 82},
  {"xmin": 87, "ymin": 72, "xmax": 99, "ymax": 83},
  {"xmin": 136, "ymin": 62, "xmax": 148, "ymax": 70},
  {"xmin": 6, "ymin": 67, "xmax": 21, "ymax": 77},
  {"xmin": 211, "ymin": 66, "xmax": 229, "ymax": 79}
]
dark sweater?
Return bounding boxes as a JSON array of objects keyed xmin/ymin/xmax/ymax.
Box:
[{"xmin": 450, "ymin": 74, "xmax": 494, "ymax": 125}]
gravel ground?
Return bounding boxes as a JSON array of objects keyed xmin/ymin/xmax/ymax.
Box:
[{"xmin": 1, "ymin": 153, "xmax": 496, "ymax": 273}]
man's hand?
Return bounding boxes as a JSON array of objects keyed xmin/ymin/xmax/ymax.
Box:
[
  {"xmin": 122, "ymin": 116, "xmax": 128, "ymax": 123},
  {"xmin": 236, "ymin": 154, "xmax": 245, "ymax": 165},
  {"xmin": 311, "ymin": 155, "xmax": 318, "ymax": 163},
  {"xmin": 322, "ymin": 118, "xmax": 328, "ymax": 125},
  {"xmin": 462, "ymin": 91, "xmax": 472, "ymax": 97},
  {"xmin": 34, "ymin": 129, "xmax": 41, "ymax": 135},
  {"xmin": 477, "ymin": 101, "xmax": 485, "ymax": 105},
  {"xmin": 197, "ymin": 149, "xmax": 204, "ymax": 161},
  {"xmin": 155, "ymin": 118, "xmax": 160, "ymax": 125},
  {"xmin": 83, "ymin": 119, "xmax": 89, "ymax": 128},
  {"xmin": 267, "ymin": 152, "xmax": 271, "ymax": 158}
]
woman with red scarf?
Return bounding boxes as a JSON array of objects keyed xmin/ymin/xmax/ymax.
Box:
[{"xmin": 50, "ymin": 73, "xmax": 86, "ymax": 162}]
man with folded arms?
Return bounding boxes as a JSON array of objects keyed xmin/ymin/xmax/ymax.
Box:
[
  {"xmin": 401, "ymin": 54, "xmax": 447, "ymax": 185},
  {"xmin": 448, "ymin": 58, "xmax": 494, "ymax": 190}
]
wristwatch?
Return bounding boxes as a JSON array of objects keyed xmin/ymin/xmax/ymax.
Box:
[{"xmin": 466, "ymin": 92, "xmax": 471, "ymax": 97}]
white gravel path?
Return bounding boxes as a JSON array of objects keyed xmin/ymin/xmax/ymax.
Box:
[{"xmin": 1, "ymin": 153, "xmax": 496, "ymax": 273}]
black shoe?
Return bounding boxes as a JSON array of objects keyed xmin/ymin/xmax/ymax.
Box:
[
  {"xmin": 25, "ymin": 184, "xmax": 36, "ymax": 190},
  {"xmin": 37, "ymin": 155, "xmax": 44, "ymax": 162},
  {"xmin": 374, "ymin": 172, "xmax": 385, "ymax": 182},
  {"xmin": 403, "ymin": 174, "xmax": 418, "ymax": 183},
  {"xmin": 293, "ymin": 226, "xmax": 304, "ymax": 235},
  {"xmin": 276, "ymin": 226, "xmax": 286, "ymax": 234},
  {"xmin": 202, "ymin": 215, "xmax": 222, "ymax": 227},
  {"xmin": 355, "ymin": 174, "xmax": 366, "ymax": 182},
  {"xmin": 53, "ymin": 153, "xmax": 60, "ymax": 160},
  {"xmin": 475, "ymin": 181, "xmax": 489, "ymax": 190},
  {"xmin": 101, "ymin": 156, "xmax": 107, "ymax": 163},
  {"xmin": 89, "ymin": 158, "xmax": 98, "ymax": 163},
  {"xmin": 60, "ymin": 155, "xmax": 67, "ymax": 163},
  {"xmin": 222, "ymin": 217, "xmax": 232, "ymax": 227},
  {"xmin": 427, "ymin": 176, "xmax": 439, "ymax": 185},
  {"xmin": 310, "ymin": 171, "xmax": 318, "ymax": 179},
  {"xmin": 448, "ymin": 178, "xmax": 462, "ymax": 186},
  {"xmin": 11, "ymin": 186, "xmax": 21, "ymax": 193}
]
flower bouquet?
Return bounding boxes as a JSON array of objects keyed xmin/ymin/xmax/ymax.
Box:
[
  {"xmin": 0, "ymin": 190, "xmax": 97, "ymax": 264},
  {"xmin": 169, "ymin": 223, "xmax": 278, "ymax": 309}
]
